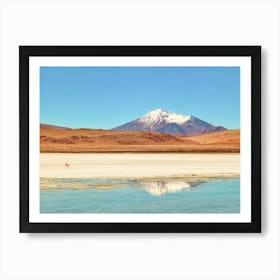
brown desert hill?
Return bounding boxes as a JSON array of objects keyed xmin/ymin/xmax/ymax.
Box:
[
  {"xmin": 41, "ymin": 128, "xmax": 187, "ymax": 145},
  {"xmin": 40, "ymin": 123, "xmax": 71, "ymax": 130},
  {"xmin": 40, "ymin": 124, "xmax": 240, "ymax": 153},
  {"xmin": 182, "ymin": 129, "xmax": 240, "ymax": 145}
]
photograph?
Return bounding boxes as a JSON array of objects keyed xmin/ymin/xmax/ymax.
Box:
[
  {"xmin": 39, "ymin": 66, "xmax": 240, "ymax": 214},
  {"xmin": 19, "ymin": 46, "xmax": 261, "ymax": 232}
]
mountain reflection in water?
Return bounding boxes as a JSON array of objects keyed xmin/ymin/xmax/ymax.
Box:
[
  {"xmin": 40, "ymin": 177, "xmax": 204, "ymax": 195},
  {"xmin": 138, "ymin": 180, "xmax": 201, "ymax": 195}
]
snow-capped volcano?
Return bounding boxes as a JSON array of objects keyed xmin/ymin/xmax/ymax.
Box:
[
  {"xmin": 138, "ymin": 109, "xmax": 191, "ymax": 127},
  {"xmin": 113, "ymin": 109, "xmax": 226, "ymax": 135}
]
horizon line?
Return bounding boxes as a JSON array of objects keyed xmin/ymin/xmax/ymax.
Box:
[{"xmin": 40, "ymin": 122, "xmax": 240, "ymax": 131}]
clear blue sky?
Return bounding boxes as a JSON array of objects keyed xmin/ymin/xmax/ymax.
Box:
[{"xmin": 40, "ymin": 66, "xmax": 240, "ymax": 129}]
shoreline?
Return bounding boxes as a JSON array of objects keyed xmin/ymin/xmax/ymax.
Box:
[{"xmin": 40, "ymin": 176, "xmax": 239, "ymax": 190}]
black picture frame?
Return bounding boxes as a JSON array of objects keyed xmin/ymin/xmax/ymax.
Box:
[{"xmin": 20, "ymin": 46, "xmax": 261, "ymax": 233}]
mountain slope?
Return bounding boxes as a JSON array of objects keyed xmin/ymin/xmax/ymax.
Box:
[{"xmin": 113, "ymin": 109, "xmax": 226, "ymax": 135}]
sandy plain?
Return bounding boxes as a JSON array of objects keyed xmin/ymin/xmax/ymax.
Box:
[{"xmin": 40, "ymin": 153, "xmax": 240, "ymax": 179}]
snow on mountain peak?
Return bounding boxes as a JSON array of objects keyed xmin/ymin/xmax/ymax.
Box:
[
  {"xmin": 112, "ymin": 109, "xmax": 226, "ymax": 135},
  {"xmin": 138, "ymin": 109, "xmax": 191, "ymax": 127}
]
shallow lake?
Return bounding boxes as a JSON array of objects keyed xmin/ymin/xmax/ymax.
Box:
[{"xmin": 40, "ymin": 178, "xmax": 240, "ymax": 213}]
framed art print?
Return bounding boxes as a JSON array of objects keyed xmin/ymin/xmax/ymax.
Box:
[{"xmin": 19, "ymin": 46, "xmax": 261, "ymax": 233}]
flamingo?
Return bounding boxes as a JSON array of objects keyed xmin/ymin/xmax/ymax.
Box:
[{"xmin": 65, "ymin": 162, "xmax": 70, "ymax": 168}]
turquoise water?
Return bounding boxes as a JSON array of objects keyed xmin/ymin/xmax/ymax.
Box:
[{"xmin": 40, "ymin": 178, "xmax": 240, "ymax": 213}]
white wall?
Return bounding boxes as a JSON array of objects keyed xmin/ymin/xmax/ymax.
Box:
[{"xmin": 0, "ymin": 0, "xmax": 279, "ymax": 279}]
